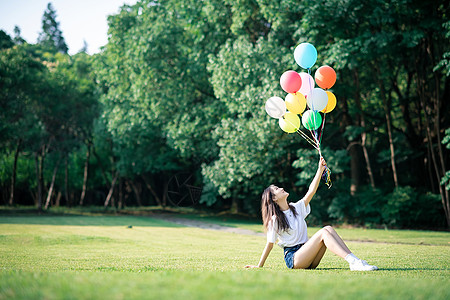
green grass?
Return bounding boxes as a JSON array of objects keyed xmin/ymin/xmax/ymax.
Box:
[{"xmin": 0, "ymin": 212, "xmax": 449, "ymax": 300}]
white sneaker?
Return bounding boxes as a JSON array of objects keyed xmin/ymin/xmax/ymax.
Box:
[
  {"xmin": 361, "ymin": 260, "xmax": 378, "ymax": 270},
  {"xmin": 350, "ymin": 259, "xmax": 377, "ymax": 271}
]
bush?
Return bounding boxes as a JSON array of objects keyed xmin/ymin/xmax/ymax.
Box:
[{"xmin": 382, "ymin": 186, "xmax": 445, "ymax": 229}]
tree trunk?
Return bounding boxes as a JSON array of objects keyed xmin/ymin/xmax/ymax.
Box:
[
  {"xmin": 353, "ymin": 70, "xmax": 376, "ymax": 189},
  {"xmin": 431, "ymin": 70, "xmax": 449, "ymax": 226},
  {"xmin": 416, "ymin": 68, "xmax": 449, "ymax": 227},
  {"xmin": 375, "ymin": 64, "xmax": 398, "ymax": 188},
  {"xmin": 129, "ymin": 180, "xmax": 142, "ymax": 206},
  {"xmin": 35, "ymin": 152, "xmax": 42, "ymax": 211},
  {"xmin": 44, "ymin": 159, "xmax": 60, "ymax": 210},
  {"xmin": 55, "ymin": 191, "xmax": 62, "ymax": 207},
  {"xmin": 361, "ymin": 132, "xmax": 375, "ymax": 189},
  {"xmin": 142, "ymin": 175, "xmax": 163, "ymax": 206},
  {"xmin": 384, "ymin": 98, "xmax": 399, "ymax": 188},
  {"xmin": 92, "ymin": 147, "xmax": 111, "ymax": 187},
  {"xmin": 79, "ymin": 144, "xmax": 91, "ymax": 206},
  {"xmin": 104, "ymin": 172, "xmax": 119, "ymax": 208},
  {"xmin": 9, "ymin": 139, "xmax": 22, "ymax": 206},
  {"xmin": 340, "ymin": 94, "xmax": 364, "ymax": 195},
  {"xmin": 426, "ymin": 146, "xmax": 437, "ymax": 193},
  {"xmin": 394, "ymin": 72, "xmax": 421, "ymax": 148},
  {"xmin": 162, "ymin": 181, "xmax": 168, "ymax": 207},
  {"xmin": 230, "ymin": 198, "xmax": 243, "ymax": 214},
  {"xmin": 64, "ymin": 156, "xmax": 70, "ymax": 207},
  {"xmin": 29, "ymin": 188, "xmax": 37, "ymax": 205},
  {"xmin": 347, "ymin": 143, "xmax": 364, "ymax": 195},
  {"xmin": 118, "ymin": 178, "xmax": 123, "ymax": 210}
]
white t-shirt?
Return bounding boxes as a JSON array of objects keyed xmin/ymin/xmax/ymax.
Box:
[{"xmin": 266, "ymin": 199, "xmax": 311, "ymax": 248}]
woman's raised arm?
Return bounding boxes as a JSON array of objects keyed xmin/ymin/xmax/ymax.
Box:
[{"xmin": 302, "ymin": 157, "xmax": 327, "ymax": 207}]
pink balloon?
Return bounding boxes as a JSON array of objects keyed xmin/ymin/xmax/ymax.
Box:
[
  {"xmin": 280, "ymin": 70, "xmax": 302, "ymax": 94},
  {"xmin": 299, "ymin": 72, "xmax": 315, "ymax": 96}
]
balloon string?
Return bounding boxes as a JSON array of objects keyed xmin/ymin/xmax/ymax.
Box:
[
  {"xmin": 298, "ymin": 128, "xmax": 318, "ymax": 147},
  {"xmin": 309, "ymin": 128, "xmax": 320, "ymax": 149},
  {"xmin": 281, "ymin": 116, "xmax": 319, "ymax": 150},
  {"xmin": 307, "ymin": 71, "xmax": 314, "ymax": 111},
  {"xmin": 318, "ymin": 112, "xmax": 326, "ymax": 145},
  {"xmin": 296, "ymin": 129, "xmax": 320, "ymax": 150},
  {"xmin": 281, "ymin": 115, "xmax": 332, "ymax": 188}
]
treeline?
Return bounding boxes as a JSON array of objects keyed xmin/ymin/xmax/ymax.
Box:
[{"xmin": 1, "ymin": 0, "xmax": 449, "ymax": 229}]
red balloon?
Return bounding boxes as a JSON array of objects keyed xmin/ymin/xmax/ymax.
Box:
[
  {"xmin": 315, "ymin": 66, "xmax": 336, "ymax": 90},
  {"xmin": 280, "ymin": 70, "xmax": 302, "ymax": 94}
]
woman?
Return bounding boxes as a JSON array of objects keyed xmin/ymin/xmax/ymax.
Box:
[{"xmin": 245, "ymin": 157, "xmax": 378, "ymax": 271}]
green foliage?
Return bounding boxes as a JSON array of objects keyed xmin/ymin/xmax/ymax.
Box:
[
  {"xmin": 434, "ymin": 21, "xmax": 450, "ymax": 76},
  {"xmin": 0, "ymin": 30, "xmax": 13, "ymax": 50},
  {"xmin": 382, "ymin": 187, "xmax": 443, "ymax": 228},
  {"xmin": 95, "ymin": 0, "xmax": 229, "ymax": 179},
  {"xmin": 441, "ymin": 128, "xmax": 450, "ymax": 190},
  {"xmin": 204, "ymin": 36, "xmax": 293, "ymax": 210},
  {"xmin": 37, "ymin": 3, "xmax": 68, "ymax": 54},
  {"xmin": 0, "ymin": 0, "xmax": 448, "ymax": 228}
]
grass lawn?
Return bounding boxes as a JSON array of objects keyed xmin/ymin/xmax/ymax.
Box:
[{"xmin": 0, "ymin": 211, "xmax": 449, "ymax": 299}]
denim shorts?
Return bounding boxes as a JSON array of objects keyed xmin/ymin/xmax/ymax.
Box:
[{"xmin": 284, "ymin": 244, "xmax": 304, "ymax": 269}]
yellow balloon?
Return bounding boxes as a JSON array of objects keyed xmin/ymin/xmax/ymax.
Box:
[
  {"xmin": 285, "ymin": 92, "xmax": 306, "ymax": 114},
  {"xmin": 321, "ymin": 91, "xmax": 337, "ymax": 113},
  {"xmin": 279, "ymin": 112, "xmax": 300, "ymax": 133}
]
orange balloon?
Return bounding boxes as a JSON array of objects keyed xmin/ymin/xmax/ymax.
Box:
[
  {"xmin": 321, "ymin": 91, "xmax": 337, "ymax": 113},
  {"xmin": 315, "ymin": 66, "xmax": 336, "ymax": 90}
]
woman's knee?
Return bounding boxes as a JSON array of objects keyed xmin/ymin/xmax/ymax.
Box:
[
  {"xmin": 323, "ymin": 225, "xmax": 335, "ymax": 233},
  {"xmin": 318, "ymin": 227, "xmax": 331, "ymax": 239}
]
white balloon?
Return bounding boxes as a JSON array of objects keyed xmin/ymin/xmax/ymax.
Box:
[
  {"xmin": 265, "ymin": 96, "xmax": 286, "ymax": 119},
  {"xmin": 307, "ymin": 88, "xmax": 328, "ymax": 111},
  {"xmin": 299, "ymin": 72, "xmax": 315, "ymax": 96}
]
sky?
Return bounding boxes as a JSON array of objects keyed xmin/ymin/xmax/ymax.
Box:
[{"xmin": 0, "ymin": 0, "xmax": 138, "ymax": 55}]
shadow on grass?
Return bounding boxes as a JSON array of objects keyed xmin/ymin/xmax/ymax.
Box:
[
  {"xmin": 317, "ymin": 267, "xmax": 449, "ymax": 272},
  {"xmin": 379, "ymin": 268, "xmax": 449, "ymax": 271},
  {"xmin": 315, "ymin": 268, "xmax": 347, "ymax": 271}
]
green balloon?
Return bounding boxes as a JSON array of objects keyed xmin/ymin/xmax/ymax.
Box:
[{"xmin": 301, "ymin": 110, "xmax": 322, "ymax": 130}]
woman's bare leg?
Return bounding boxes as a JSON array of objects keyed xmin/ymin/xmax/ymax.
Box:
[
  {"xmin": 305, "ymin": 226, "xmax": 348, "ymax": 269},
  {"xmin": 293, "ymin": 227, "xmax": 350, "ymax": 269},
  {"xmin": 307, "ymin": 243, "xmax": 326, "ymax": 269},
  {"xmin": 323, "ymin": 226, "xmax": 351, "ymax": 254}
]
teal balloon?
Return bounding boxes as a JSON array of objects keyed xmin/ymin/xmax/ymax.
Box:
[
  {"xmin": 294, "ymin": 43, "xmax": 317, "ymax": 69},
  {"xmin": 301, "ymin": 110, "xmax": 322, "ymax": 130}
]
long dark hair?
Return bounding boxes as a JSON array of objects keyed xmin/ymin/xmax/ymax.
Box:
[{"xmin": 261, "ymin": 184, "xmax": 297, "ymax": 233}]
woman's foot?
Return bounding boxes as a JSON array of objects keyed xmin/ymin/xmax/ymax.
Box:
[
  {"xmin": 361, "ymin": 260, "xmax": 378, "ymax": 270},
  {"xmin": 349, "ymin": 259, "xmax": 378, "ymax": 271}
]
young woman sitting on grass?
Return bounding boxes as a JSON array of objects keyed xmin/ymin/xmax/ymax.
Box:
[{"xmin": 246, "ymin": 157, "xmax": 378, "ymax": 271}]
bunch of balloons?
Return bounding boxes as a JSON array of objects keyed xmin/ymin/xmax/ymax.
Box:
[{"xmin": 265, "ymin": 42, "xmax": 336, "ymax": 187}]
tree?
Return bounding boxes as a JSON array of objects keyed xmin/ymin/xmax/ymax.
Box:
[
  {"xmin": 0, "ymin": 46, "xmax": 49, "ymax": 206},
  {"xmin": 13, "ymin": 26, "xmax": 26, "ymax": 45},
  {"xmin": 204, "ymin": 36, "xmax": 295, "ymax": 212},
  {"xmin": 79, "ymin": 40, "xmax": 88, "ymax": 54},
  {"xmin": 94, "ymin": 0, "xmax": 233, "ymax": 207},
  {"xmin": 37, "ymin": 3, "xmax": 68, "ymax": 54},
  {"xmin": 40, "ymin": 52, "xmax": 99, "ymax": 208},
  {"xmin": 0, "ymin": 30, "xmax": 14, "ymax": 50},
  {"xmin": 297, "ymin": 0, "xmax": 449, "ymax": 225}
]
